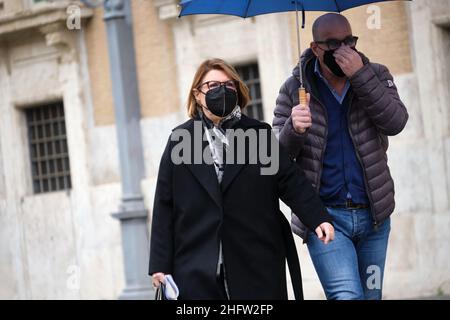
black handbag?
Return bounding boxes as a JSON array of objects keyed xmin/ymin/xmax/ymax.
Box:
[{"xmin": 155, "ymin": 283, "xmax": 167, "ymax": 300}]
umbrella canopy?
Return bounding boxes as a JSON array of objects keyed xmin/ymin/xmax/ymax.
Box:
[
  {"xmin": 179, "ymin": 0, "xmax": 411, "ymax": 104},
  {"xmin": 179, "ymin": 0, "xmax": 411, "ymax": 18}
]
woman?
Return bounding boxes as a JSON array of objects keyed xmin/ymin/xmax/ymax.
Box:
[{"xmin": 149, "ymin": 58, "xmax": 334, "ymax": 300}]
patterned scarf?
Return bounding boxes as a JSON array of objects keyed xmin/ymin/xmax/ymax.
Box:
[{"xmin": 198, "ymin": 106, "xmax": 241, "ymax": 183}]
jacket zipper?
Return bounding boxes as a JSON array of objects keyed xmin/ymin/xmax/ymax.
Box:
[
  {"xmin": 307, "ymin": 91, "xmax": 327, "ymax": 192},
  {"xmin": 296, "ymin": 56, "xmax": 328, "ymax": 193},
  {"xmin": 346, "ymin": 95, "xmax": 379, "ymax": 229}
]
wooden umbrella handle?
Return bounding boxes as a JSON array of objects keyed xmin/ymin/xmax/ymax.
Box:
[{"xmin": 299, "ymin": 87, "xmax": 307, "ymax": 106}]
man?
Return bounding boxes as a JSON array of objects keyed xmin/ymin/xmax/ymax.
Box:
[{"xmin": 273, "ymin": 13, "xmax": 408, "ymax": 300}]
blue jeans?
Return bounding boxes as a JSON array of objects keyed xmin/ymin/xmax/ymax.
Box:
[{"xmin": 307, "ymin": 207, "xmax": 391, "ymax": 300}]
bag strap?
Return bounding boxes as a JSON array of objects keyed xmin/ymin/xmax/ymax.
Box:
[
  {"xmin": 279, "ymin": 212, "xmax": 304, "ymax": 300},
  {"xmin": 155, "ymin": 283, "xmax": 166, "ymax": 300}
]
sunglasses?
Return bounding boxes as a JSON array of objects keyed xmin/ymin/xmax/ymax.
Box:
[{"xmin": 315, "ymin": 36, "xmax": 359, "ymax": 50}]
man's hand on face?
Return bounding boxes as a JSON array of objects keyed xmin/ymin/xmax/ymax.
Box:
[{"xmin": 333, "ymin": 45, "xmax": 364, "ymax": 78}]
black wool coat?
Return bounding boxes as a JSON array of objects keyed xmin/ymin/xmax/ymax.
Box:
[{"xmin": 149, "ymin": 115, "xmax": 331, "ymax": 300}]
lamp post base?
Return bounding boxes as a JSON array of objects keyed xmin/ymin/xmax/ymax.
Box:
[
  {"xmin": 112, "ymin": 208, "xmax": 153, "ymax": 300},
  {"xmin": 118, "ymin": 285, "xmax": 154, "ymax": 300}
]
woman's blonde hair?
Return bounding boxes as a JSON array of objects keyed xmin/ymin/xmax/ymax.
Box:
[{"xmin": 187, "ymin": 58, "xmax": 250, "ymax": 119}]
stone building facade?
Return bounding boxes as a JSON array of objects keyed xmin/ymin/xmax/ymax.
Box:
[{"xmin": 0, "ymin": 0, "xmax": 448, "ymax": 299}]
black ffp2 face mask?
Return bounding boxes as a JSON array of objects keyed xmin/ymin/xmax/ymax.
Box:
[
  {"xmin": 323, "ymin": 47, "xmax": 358, "ymax": 78},
  {"xmin": 204, "ymin": 86, "xmax": 238, "ymax": 117}
]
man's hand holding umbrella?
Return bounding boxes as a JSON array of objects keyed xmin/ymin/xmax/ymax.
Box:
[{"xmin": 292, "ymin": 93, "xmax": 312, "ymax": 134}]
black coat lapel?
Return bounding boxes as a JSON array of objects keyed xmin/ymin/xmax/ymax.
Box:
[
  {"xmin": 177, "ymin": 116, "xmax": 267, "ymax": 202},
  {"xmin": 181, "ymin": 120, "xmax": 222, "ymax": 208},
  {"xmin": 220, "ymin": 161, "xmax": 246, "ymax": 194},
  {"xmin": 220, "ymin": 115, "xmax": 266, "ymax": 194}
]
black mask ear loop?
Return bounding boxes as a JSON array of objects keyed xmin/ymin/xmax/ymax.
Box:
[
  {"xmin": 195, "ymin": 88, "xmax": 210, "ymax": 114},
  {"xmin": 196, "ymin": 85, "xmax": 229, "ymax": 115}
]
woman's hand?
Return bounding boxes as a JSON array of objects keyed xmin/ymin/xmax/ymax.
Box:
[
  {"xmin": 315, "ymin": 222, "xmax": 335, "ymax": 245},
  {"xmin": 152, "ymin": 272, "xmax": 166, "ymax": 288}
]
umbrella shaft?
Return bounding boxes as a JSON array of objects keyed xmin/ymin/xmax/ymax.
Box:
[
  {"xmin": 295, "ymin": 1, "xmax": 303, "ymax": 88},
  {"xmin": 295, "ymin": 3, "xmax": 302, "ymax": 63}
]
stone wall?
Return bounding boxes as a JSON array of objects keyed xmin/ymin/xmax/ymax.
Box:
[{"xmin": 0, "ymin": 0, "xmax": 448, "ymax": 299}]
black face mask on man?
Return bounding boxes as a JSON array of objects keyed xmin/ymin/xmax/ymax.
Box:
[
  {"xmin": 323, "ymin": 47, "xmax": 358, "ymax": 78},
  {"xmin": 202, "ymin": 85, "xmax": 238, "ymax": 117}
]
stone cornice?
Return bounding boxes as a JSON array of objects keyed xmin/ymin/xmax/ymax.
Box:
[
  {"xmin": 433, "ymin": 15, "xmax": 450, "ymax": 28},
  {"xmin": 153, "ymin": 0, "xmax": 179, "ymax": 20},
  {"xmin": 0, "ymin": 1, "xmax": 93, "ymax": 39}
]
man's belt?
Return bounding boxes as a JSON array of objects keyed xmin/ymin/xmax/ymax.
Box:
[{"xmin": 328, "ymin": 199, "xmax": 369, "ymax": 210}]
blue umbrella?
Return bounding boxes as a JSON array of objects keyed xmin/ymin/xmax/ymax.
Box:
[
  {"xmin": 179, "ymin": 0, "xmax": 411, "ymax": 103},
  {"xmin": 180, "ymin": 0, "xmax": 410, "ymax": 17}
]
